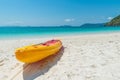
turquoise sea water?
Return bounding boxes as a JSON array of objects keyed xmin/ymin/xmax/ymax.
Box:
[{"xmin": 0, "ymin": 26, "xmax": 120, "ymax": 39}]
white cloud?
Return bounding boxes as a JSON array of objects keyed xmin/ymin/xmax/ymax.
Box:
[
  {"xmin": 107, "ymin": 17, "xmax": 113, "ymax": 20},
  {"xmin": 64, "ymin": 18, "xmax": 74, "ymax": 22}
]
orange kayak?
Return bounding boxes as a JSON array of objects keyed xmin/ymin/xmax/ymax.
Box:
[{"xmin": 15, "ymin": 40, "xmax": 62, "ymax": 63}]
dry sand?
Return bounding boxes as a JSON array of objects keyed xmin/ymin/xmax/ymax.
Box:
[{"xmin": 1, "ymin": 33, "xmax": 120, "ymax": 80}]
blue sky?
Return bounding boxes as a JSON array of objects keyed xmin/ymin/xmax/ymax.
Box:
[{"xmin": 0, "ymin": 0, "xmax": 120, "ymax": 26}]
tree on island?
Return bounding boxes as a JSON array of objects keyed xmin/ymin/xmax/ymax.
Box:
[{"xmin": 105, "ymin": 15, "xmax": 120, "ymax": 26}]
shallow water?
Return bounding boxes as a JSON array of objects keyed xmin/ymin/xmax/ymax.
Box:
[{"xmin": 0, "ymin": 26, "xmax": 120, "ymax": 39}]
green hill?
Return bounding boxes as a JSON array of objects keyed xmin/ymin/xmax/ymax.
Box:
[{"xmin": 105, "ymin": 15, "xmax": 120, "ymax": 26}]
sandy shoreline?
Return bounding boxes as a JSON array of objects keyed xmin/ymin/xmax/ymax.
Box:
[{"xmin": 1, "ymin": 32, "xmax": 120, "ymax": 80}]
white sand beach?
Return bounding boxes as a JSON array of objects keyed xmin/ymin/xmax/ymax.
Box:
[{"xmin": 1, "ymin": 32, "xmax": 120, "ymax": 80}]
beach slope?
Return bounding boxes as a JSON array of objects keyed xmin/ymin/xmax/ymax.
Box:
[{"xmin": 0, "ymin": 33, "xmax": 120, "ymax": 80}]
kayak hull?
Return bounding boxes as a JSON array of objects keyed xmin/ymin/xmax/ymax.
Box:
[{"xmin": 15, "ymin": 40, "xmax": 62, "ymax": 63}]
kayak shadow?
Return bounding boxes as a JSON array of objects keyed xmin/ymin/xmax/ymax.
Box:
[{"xmin": 22, "ymin": 47, "xmax": 64, "ymax": 80}]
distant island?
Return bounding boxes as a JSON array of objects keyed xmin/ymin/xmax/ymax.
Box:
[
  {"xmin": 80, "ymin": 23, "xmax": 104, "ymax": 28},
  {"xmin": 58, "ymin": 23, "xmax": 105, "ymax": 28},
  {"xmin": 59, "ymin": 25, "xmax": 73, "ymax": 27},
  {"xmin": 105, "ymin": 15, "xmax": 120, "ymax": 26}
]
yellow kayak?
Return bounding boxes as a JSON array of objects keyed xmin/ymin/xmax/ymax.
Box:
[{"xmin": 15, "ymin": 40, "xmax": 62, "ymax": 63}]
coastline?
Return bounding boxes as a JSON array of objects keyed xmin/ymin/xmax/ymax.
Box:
[
  {"xmin": 0, "ymin": 32, "xmax": 120, "ymax": 80},
  {"xmin": 0, "ymin": 30, "xmax": 120, "ymax": 40},
  {"xmin": 0, "ymin": 26, "xmax": 120, "ymax": 40}
]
